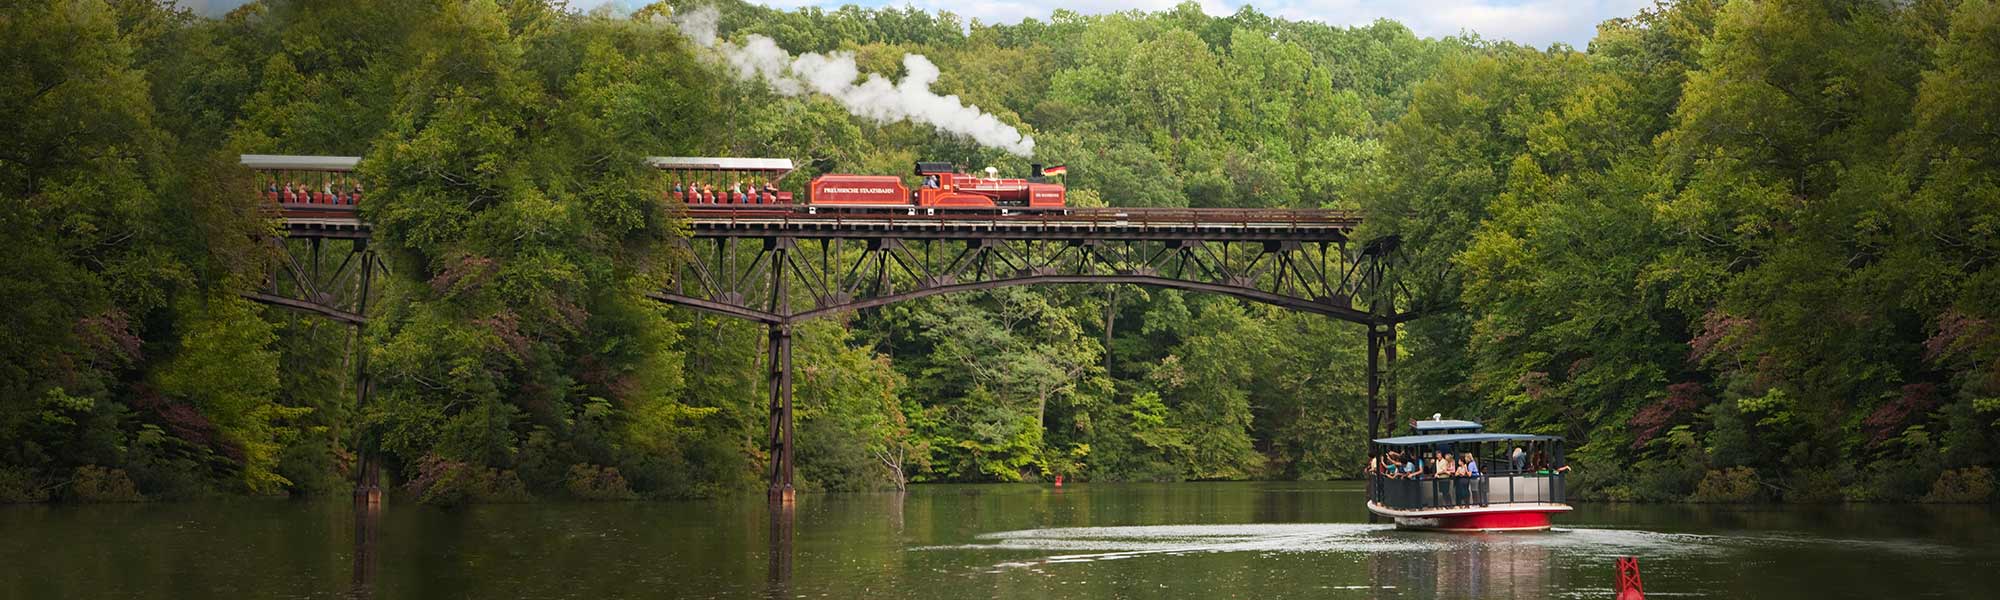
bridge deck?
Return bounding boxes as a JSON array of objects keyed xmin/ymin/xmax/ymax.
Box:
[{"xmin": 684, "ymin": 207, "xmax": 1360, "ymax": 242}]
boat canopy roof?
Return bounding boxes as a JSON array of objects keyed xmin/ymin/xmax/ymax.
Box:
[
  {"xmin": 1412, "ymin": 419, "xmax": 1484, "ymax": 432},
  {"xmin": 1372, "ymin": 433, "xmax": 1562, "ymax": 446}
]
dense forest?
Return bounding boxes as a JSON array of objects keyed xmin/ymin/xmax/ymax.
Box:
[{"xmin": 2, "ymin": 0, "xmax": 1996, "ymax": 504}]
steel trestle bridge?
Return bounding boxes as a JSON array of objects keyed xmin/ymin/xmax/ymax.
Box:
[{"xmin": 241, "ymin": 155, "xmax": 1417, "ymax": 504}]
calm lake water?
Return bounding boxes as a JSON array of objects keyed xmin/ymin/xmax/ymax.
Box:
[{"xmin": 4, "ymin": 481, "xmax": 1995, "ymax": 599}]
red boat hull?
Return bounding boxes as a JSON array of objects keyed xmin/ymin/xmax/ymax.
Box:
[{"xmin": 1368, "ymin": 502, "xmax": 1570, "ymax": 532}]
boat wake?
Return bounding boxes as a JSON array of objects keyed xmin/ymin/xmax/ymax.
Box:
[{"xmin": 917, "ymin": 522, "xmax": 1960, "ymax": 569}]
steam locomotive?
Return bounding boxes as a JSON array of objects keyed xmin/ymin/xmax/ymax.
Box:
[{"xmin": 662, "ymin": 157, "xmax": 1064, "ymax": 211}]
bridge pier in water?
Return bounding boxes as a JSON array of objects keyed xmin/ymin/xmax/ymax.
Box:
[
  {"xmin": 766, "ymin": 322, "xmax": 796, "ymax": 505},
  {"xmin": 1366, "ymin": 322, "xmax": 1398, "ymax": 442}
]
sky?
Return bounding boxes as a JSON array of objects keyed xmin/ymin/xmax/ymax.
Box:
[{"xmin": 186, "ymin": 0, "xmax": 1655, "ymax": 49}]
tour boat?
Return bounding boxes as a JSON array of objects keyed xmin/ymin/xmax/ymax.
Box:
[{"xmin": 1365, "ymin": 417, "xmax": 1572, "ymax": 532}]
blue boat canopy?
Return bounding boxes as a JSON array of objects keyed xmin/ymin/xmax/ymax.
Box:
[
  {"xmin": 1411, "ymin": 419, "xmax": 1485, "ymax": 432},
  {"xmin": 1371, "ymin": 432, "xmax": 1562, "ymax": 446}
]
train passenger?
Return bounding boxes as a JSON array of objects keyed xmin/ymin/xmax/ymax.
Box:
[
  {"xmin": 923, "ymin": 175, "xmax": 939, "ymax": 189},
  {"xmin": 673, "ymin": 183, "xmax": 685, "ymax": 202}
]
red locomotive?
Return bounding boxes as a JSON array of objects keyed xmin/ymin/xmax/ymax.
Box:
[{"xmin": 657, "ymin": 156, "xmax": 1064, "ymax": 211}]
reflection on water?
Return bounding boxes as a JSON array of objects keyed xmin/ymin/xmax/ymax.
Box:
[
  {"xmin": 766, "ymin": 504, "xmax": 793, "ymax": 599},
  {"xmin": 2, "ymin": 482, "xmax": 1995, "ymax": 599},
  {"xmin": 944, "ymin": 519, "xmax": 1973, "ymax": 599},
  {"xmin": 350, "ymin": 503, "xmax": 379, "ymax": 600}
]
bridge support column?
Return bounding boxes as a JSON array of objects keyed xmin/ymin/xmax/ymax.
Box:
[
  {"xmin": 1366, "ymin": 322, "xmax": 1397, "ymax": 441},
  {"xmin": 766, "ymin": 237, "xmax": 796, "ymax": 506},
  {"xmin": 352, "ymin": 246, "xmax": 382, "ymax": 507},
  {"xmin": 767, "ymin": 323, "xmax": 795, "ymax": 505}
]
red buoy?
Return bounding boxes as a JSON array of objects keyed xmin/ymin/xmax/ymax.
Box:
[
  {"xmin": 1616, "ymin": 556, "xmax": 1645, "ymax": 600},
  {"xmin": 1054, "ymin": 474, "xmax": 1064, "ymax": 487}
]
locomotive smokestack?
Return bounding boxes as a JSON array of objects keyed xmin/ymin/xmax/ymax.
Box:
[{"xmin": 1031, "ymin": 163, "xmax": 1044, "ymax": 177}]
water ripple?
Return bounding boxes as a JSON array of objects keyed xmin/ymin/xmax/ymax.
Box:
[{"xmin": 918, "ymin": 522, "xmax": 1960, "ymax": 569}]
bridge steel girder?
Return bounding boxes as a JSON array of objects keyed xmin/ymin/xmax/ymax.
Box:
[
  {"xmin": 657, "ymin": 234, "xmax": 1403, "ymax": 326},
  {"xmin": 654, "ymin": 220, "xmax": 1416, "ymax": 499}
]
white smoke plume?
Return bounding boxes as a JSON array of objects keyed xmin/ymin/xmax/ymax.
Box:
[{"xmin": 670, "ymin": 5, "xmax": 1035, "ymax": 157}]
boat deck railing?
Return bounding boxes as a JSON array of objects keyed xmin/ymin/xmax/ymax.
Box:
[{"xmin": 1368, "ymin": 472, "xmax": 1567, "ymax": 511}]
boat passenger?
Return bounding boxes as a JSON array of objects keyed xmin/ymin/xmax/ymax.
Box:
[
  {"xmin": 1435, "ymin": 453, "xmax": 1457, "ymax": 505},
  {"xmin": 1531, "ymin": 450, "xmax": 1568, "ymax": 474},
  {"xmin": 1511, "ymin": 446, "xmax": 1527, "ymax": 473},
  {"xmin": 1458, "ymin": 453, "xmax": 1479, "ymax": 505}
]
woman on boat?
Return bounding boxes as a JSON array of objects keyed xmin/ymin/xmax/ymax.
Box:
[
  {"xmin": 1433, "ymin": 452, "xmax": 1456, "ymax": 505},
  {"xmin": 1455, "ymin": 453, "xmax": 1478, "ymax": 505}
]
